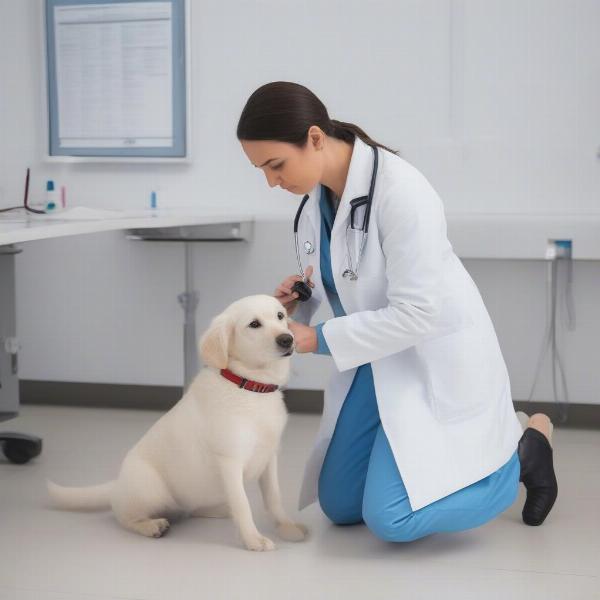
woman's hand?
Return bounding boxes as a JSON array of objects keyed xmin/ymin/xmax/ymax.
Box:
[
  {"xmin": 273, "ymin": 265, "xmax": 315, "ymax": 317},
  {"xmin": 288, "ymin": 320, "xmax": 318, "ymax": 354}
]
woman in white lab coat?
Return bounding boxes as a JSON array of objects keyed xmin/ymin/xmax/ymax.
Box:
[{"xmin": 237, "ymin": 81, "xmax": 558, "ymax": 541}]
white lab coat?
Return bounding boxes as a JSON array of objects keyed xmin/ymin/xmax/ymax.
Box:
[{"xmin": 293, "ymin": 136, "xmax": 523, "ymax": 512}]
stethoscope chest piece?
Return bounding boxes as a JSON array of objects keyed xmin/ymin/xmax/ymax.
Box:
[
  {"xmin": 304, "ymin": 241, "xmax": 314, "ymax": 254},
  {"xmin": 342, "ymin": 269, "xmax": 358, "ymax": 281}
]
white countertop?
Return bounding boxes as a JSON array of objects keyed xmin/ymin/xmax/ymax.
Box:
[
  {"xmin": 1, "ymin": 206, "xmax": 599, "ymax": 260},
  {"xmin": 445, "ymin": 213, "xmax": 600, "ymax": 260},
  {"xmin": 0, "ymin": 206, "xmax": 257, "ymax": 246}
]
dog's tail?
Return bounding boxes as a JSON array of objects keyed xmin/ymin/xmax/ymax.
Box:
[{"xmin": 46, "ymin": 479, "xmax": 115, "ymax": 511}]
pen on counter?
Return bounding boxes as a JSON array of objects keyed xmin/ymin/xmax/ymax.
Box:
[
  {"xmin": 150, "ymin": 191, "xmax": 157, "ymax": 209},
  {"xmin": 24, "ymin": 167, "xmax": 30, "ymax": 206},
  {"xmin": 61, "ymin": 185, "xmax": 66, "ymax": 208},
  {"xmin": 23, "ymin": 167, "xmax": 46, "ymax": 214}
]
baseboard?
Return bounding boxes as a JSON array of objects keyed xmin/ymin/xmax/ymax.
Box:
[
  {"xmin": 20, "ymin": 380, "xmax": 182, "ymax": 412},
  {"xmin": 18, "ymin": 380, "xmax": 324, "ymax": 415},
  {"xmin": 18, "ymin": 380, "xmax": 600, "ymax": 428},
  {"xmin": 511, "ymin": 400, "xmax": 600, "ymax": 429}
]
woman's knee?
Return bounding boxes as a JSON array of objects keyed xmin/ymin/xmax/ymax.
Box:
[
  {"xmin": 362, "ymin": 499, "xmax": 424, "ymax": 542},
  {"xmin": 318, "ymin": 477, "xmax": 363, "ymax": 525}
]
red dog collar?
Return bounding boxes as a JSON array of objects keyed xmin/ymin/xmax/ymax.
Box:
[{"xmin": 220, "ymin": 368, "xmax": 279, "ymax": 393}]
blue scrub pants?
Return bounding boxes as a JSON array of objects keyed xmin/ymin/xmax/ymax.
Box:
[{"xmin": 317, "ymin": 362, "xmax": 521, "ymax": 542}]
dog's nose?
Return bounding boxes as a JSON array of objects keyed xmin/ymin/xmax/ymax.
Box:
[{"xmin": 276, "ymin": 334, "xmax": 294, "ymax": 349}]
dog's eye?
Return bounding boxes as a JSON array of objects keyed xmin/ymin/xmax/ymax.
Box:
[
  {"xmin": 277, "ymin": 312, "xmax": 284, "ymax": 320},
  {"xmin": 249, "ymin": 320, "xmax": 261, "ymax": 328}
]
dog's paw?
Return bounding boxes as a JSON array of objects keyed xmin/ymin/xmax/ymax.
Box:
[
  {"xmin": 136, "ymin": 518, "xmax": 170, "ymax": 538},
  {"xmin": 243, "ymin": 533, "xmax": 276, "ymax": 552},
  {"xmin": 276, "ymin": 522, "xmax": 309, "ymax": 542}
]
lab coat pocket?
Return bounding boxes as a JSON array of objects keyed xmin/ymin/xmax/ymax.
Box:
[
  {"xmin": 344, "ymin": 225, "xmax": 365, "ymax": 274},
  {"xmin": 417, "ymin": 325, "xmax": 492, "ymax": 422},
  {"xmin": 349, "ymin": 202, "xmax": 368, "ymax": 231}
]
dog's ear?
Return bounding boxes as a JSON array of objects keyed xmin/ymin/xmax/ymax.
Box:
[{"xmin": 199, "ymin": 312, "xmax": 233, "ymax": 369}]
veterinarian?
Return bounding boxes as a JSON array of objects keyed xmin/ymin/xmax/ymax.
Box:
[{"xmin": 237, "ymin": 81, "xmax": 558, "ymax": 542}]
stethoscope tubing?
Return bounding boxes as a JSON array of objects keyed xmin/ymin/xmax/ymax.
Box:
[{"xmin": 293, "ymin": 145, "xmax": 379, "ymax": 283}]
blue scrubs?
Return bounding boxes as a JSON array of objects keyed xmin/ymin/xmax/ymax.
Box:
[{"xmin": 313, "ymin": 186, "xmax": 521, "ymax": 542}]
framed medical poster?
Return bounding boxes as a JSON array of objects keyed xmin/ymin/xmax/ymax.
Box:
[{"xmin": 44, "ymin": 0, "xmax": 189, "ymax": 160}]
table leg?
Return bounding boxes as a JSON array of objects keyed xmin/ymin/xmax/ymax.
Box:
[{"xmin": 177, "ymin": 242, "xmax": 199, "ymax": 392}]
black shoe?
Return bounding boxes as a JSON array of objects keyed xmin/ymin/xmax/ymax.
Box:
[{"xmin": 517, "ymin": 427, "xmax": 558, "ymax": 526}]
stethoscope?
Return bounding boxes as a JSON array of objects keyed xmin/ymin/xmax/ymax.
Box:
[{"xmin": 292, "ymin": 145, "xmax": 379, "ymax": 301}]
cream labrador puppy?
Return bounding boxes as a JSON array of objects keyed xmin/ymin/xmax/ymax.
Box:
[{"xmin": 47, "ymin": 294, "xmax": 308, "ymax": 551}]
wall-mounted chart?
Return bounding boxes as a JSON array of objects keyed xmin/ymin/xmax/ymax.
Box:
[{"xmin": 45, "ymin": 0, "xmax": 188, "ymax": 159}]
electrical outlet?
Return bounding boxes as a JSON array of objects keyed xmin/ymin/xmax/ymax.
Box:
[{"xmin": 546, "ymin": 239, "xmax": 572, "ymax": 259}]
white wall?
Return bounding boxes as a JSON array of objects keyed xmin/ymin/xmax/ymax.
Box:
[{"xmin": 1, "ymin": 0, "xmax": 599, "ymax": 404}]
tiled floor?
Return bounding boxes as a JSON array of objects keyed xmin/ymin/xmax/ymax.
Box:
[{"xmin": 0, "ymin": 404, "xmax": 598, "ymax": 600}]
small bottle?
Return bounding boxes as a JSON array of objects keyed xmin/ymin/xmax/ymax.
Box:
[{"xmin": 45, "ymin": 180, "xmax": 60, "ymax": 211}]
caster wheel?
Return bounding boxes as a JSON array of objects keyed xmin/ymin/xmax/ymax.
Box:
[{"xmin": 0, "ymin": 433, "xmax": 43, "ymax": 464}]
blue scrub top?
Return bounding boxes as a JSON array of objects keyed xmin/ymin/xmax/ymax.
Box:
[{"xmin": 314, "ymin": 185, "xmax": 343, "ymax": 354}]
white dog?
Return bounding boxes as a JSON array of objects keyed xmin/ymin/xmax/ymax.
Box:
[{"xmin": 47, "ymin": 294, "xmax": 308, "ymax": 551}]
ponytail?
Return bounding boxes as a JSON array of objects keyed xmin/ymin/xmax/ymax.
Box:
[{"xmin": 329, "ymin": 119, "xmax": 399, "ymax": 155}]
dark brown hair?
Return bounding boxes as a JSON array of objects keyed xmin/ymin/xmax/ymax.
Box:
[{"xmin": 236, "ymin": 81, "xmax": 399, "ymax": 155}]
